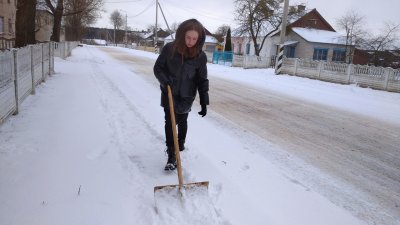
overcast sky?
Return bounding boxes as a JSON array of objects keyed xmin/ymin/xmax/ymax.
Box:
[{"xmin": 95, "ymin": 0, "xmax": 399, "ymax": 35}]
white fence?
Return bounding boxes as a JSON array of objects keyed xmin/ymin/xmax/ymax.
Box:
[
  {"xmin": 281, "ymin": 58, "xmax": 400, "ymax": 92},
  {"xmin": 0, "ymin": 42, "xmax": 78, "ymax": 125}
]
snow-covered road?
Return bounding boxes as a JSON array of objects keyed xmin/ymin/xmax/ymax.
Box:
[{"xmin": 100, "ymin": 46, "xmax": 400, "ymax": 225}]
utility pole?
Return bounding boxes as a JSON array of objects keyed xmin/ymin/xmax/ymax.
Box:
[
  {"xmin": 154, "ymin": 0, "xmax": 159, "ymax": 53},
  {"xmin": 275, "ymin": 0, "xmax": 289, "ymax": 74},
  {"xmin": 125, "ymin": 13, "xmax": 127, "ymax": 47},
  {"xmin": 120, "ymin": 9, "xmax": 128, "ymax": 47}
]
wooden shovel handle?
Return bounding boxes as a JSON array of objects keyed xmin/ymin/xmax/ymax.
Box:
[{"xmin": 167, "ymin": 85, "xmax": 183, "ymax": 187}]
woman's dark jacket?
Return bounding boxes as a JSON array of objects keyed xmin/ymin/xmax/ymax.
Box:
[{"xmin": 153, "ymin": 42, "xmax": 209, "ymax": 114}]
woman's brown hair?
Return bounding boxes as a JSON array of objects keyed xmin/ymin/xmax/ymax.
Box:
[{"xmin": 172, "ymin": 19, "xmax": 206, "ymax": 58}]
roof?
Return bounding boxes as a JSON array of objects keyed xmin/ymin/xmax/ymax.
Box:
[
  {"xmin": 289, "ymin": 8, "xmax": 335, "ymax": 32},
  {"xmin": 292, "ymin": 27, "xmax": 346, "ymax": 45}
]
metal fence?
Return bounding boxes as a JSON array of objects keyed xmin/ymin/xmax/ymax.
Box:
[{"xmin": 0, "ymin": 41, "xmax": 78, "ymax": 125}]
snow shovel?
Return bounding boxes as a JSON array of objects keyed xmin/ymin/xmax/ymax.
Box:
[{"xmin": 154, "ymin": 85, "xmax": 209, "ymax": 193}]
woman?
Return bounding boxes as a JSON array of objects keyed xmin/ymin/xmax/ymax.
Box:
[{"xmin": 153, "ymin": 19, "xmax": 209, "ymax": 171}]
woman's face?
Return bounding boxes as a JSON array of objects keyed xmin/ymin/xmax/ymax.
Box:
[{"xmin": 185, "ymin": 30, "xmax": 199, "ymax": 48}]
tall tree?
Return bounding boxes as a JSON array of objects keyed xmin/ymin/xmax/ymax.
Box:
[
  {"xmin": 234, "ymin": 0, "xmax": 303, "ymax": 56},
  {"xmin": 42, "ymin": 0, "xmax": 104, "ymax": 42},
  {"xmin": 44, "ymin": 0, "xmax": 64, "ymax": 42},
  {"xmin": 224, "ymin": 28, "xmax": 232, "ymax": 52},
  {"xmin": 15, "ymin": 0, "xmax": 37, "ymax": 47},
  {"xmin": 64, "ymin": 0, "xmax": 104, "ymax": 41},
  {"xmin": 336, "ymin": 10, "xmax": 365, "ymax": 63},
  {"xmin": 110, "ymin": 10, "xmax": 123, "ymax": 44},
  {"xmin": 213, "ymin": 24, "xmax": 230, "ymax": 43}
]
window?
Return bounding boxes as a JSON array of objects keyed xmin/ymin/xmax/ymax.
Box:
[
  {"xmin": 0, "ymin": 17, "xmax": 4, "ymax": 33},
  {"xmin": 313, "ymin": 48, "xmax": 328, "ymax": 60},
  {"xmin": 332, "ymin": 48, "xmax": 346, "ymax": 62},
  {"xmin": 238, "ymin": 43, "xmax": 242, "ymax": 54},
  {"xmin": 8, "ymin": 18, "xmax": 13, "ymax": 34},
  {"xmin": 232, "ymin": 43, "xmax": 234, "ymax": 52},
  {"xmin": 246, "ymin": 43, "xmax": 250, "ymax": 55},
  {"xmin": 285, "ymin": 46, "xmax": 295, "ymax": 58}
]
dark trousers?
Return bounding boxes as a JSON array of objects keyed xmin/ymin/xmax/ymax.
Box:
[{"xmin": 164, "ymin": 107, "xmax": 188, "ymax": 148}]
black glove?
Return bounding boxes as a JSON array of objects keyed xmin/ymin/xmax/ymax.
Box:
[{"xmin": 198, "ymin": 105, "xmax": 207, "ymax": 117}]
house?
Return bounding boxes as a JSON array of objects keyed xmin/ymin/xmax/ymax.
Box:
[
  {"xmin": 353, "ymin": 48, "xmax": 400, "ymax": 69},
  {"xmin": 35, "ymin": 9, "xmax": 54, "ymax": 42},
  {"xmin": 163, "ymin": 28, "xmax": 219, "ymax": 53},
  {"xmin": 232, "ymin": 8, "xmax": 351, "ymax": 63},
  {"xmin": 0, "ymin": 0, "xmax": 16, "ymax": 49},
  {"xmin": 271, "ymin": 8, "xmax": 350, "ymax": 62},
  {"xmin": 142, "ymin": 28, "xmax": 171, "ymax": 48}
]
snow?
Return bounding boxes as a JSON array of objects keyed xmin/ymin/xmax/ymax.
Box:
[
  {"xmin": 292, "ymin": 27, "xmax": 347, "ymax": 45},
  {"xmin": 1, "ymin": 45, "xmax": 399, "ymax": 225}
]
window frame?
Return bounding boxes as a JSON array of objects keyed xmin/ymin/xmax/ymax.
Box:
[
  {"xmin": 332, "ymin": 48, "xmax": 346, "ymax": 62},
  {"xmin": 245, "ymin": 43, "xmax": 250, "ymax": 55},
  {"xmin": 313, "ymin": 47, "xmax": 328, "ymax": 61},
  {"xmin": 0, "ymin": 17, "xmax": 4, "ymax": 34}
]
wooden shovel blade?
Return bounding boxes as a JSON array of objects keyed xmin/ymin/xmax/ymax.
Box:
[{"xmin": 154, "ymin": 181, "xmax": 209, "ymax": 193}]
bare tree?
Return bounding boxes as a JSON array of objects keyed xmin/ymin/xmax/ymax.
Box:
[
  {"xmin": 213, "ymin": 24, "xmax": 230, "ymax": 42},
  {"xmin": 336, "ymin": 10, "xmax": 365, "ymax": 63},
  {"xmin": 42, "ymin": 0, "xmax": 103, "ymax": 42},
  {"xmin": 110, "ymin": 10, "xmax": 123, "ymax": 30},
  {"xmin": 110, "ymin": 10, "xmax": 123, "ymax": 44},
  {"xmin": 15, "ymin": 0, "xmax": 37, "ymax": 47},
  {"xmin": 64, "ymin": 0, "xmax": 104, "ymax": 41},
  {"xmin": 234, "ymin": 0, "xmax": 303, "ymax": 56},
  {"xmin": 215, "ymin": 24, "xmax": 230, "ymax": 36},
  {"xmin": 364, "ymin": 22, "xmax": 400, "ymax": 66}
]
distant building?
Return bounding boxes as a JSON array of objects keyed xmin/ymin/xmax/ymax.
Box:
[
  {"xmin": 0, "ymin": 0, "xmax": 17, "ymax": 49},
  {"xmin": 35, "ymin": 9, "xmax": 54, "ymax": 42},
  {"xmin": 232, "ymin": 8, "xmax": 352, "ymax": 63}
]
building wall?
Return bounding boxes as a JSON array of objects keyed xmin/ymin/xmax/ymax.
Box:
[
  {"xmin": 35, "ymin": 10, "xmax": 53, "ymax": 42},
  {"xmin": 0, "ymin": 0, "xmax": 17, "ymax": 39},
  {"xmin": 286, "ymin": 32, "xmax": 350, "ymax": 61}
]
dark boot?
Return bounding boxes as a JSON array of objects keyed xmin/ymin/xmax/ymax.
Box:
[
  {"xmin": 164, "ymin": 147, "xmax": 177, "ymax": 171},
  {"xmin": 179, "ymin": 140, "xmax": 185, "ymax": 151}
]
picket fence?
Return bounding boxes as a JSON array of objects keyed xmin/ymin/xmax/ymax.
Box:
[
  {"xmin": 0, "ymin": 41, "xmax": 79, "ymax": 125},
  {"xmin": 281, "ymin": 58, "xmax": 400, "ymax": 92}
]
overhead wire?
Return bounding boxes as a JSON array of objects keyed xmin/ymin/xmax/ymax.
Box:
[
  {"xmin": 161, "ymin": 0, "xmax": 233, "ymax": 24},
  {"xmin": 127, "ymin": 0, "xmax": 155, "ymax": 18}
]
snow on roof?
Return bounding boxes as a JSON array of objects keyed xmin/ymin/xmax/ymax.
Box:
[
  {"xmin": 292, "ymin": 27, "xmax": 346, "ymax": 45},
  {"xmin": 205, "ymin": 35, "xmax": 218, "ymax": 44}
]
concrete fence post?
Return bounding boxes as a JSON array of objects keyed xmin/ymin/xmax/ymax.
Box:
[
  {"xmin": 383, "ymin": 68, "xmax": 392, "ymax": 90},
  {"xmin": 30, "ymin": 45, "xmax": 36, "ymax": 95},
  {"xmin": 50, "ymin": 42, "xmax": 55, "ymax": 74},
  {"xmin": 12, "ymin": 49, "xmax": 19, "ymax": 115},
  {"xmin": 346, "ymin": 64, "xmax": 353, "ymax": 84},
  {"xmin": 294, "ymin": 58, "xmax": 299, "ymax": 76},
  {"xmin": 41, "ymin": 43, "xmax": 46, "ymax": 82},
  {"xmin": 317, "ymin": 61, "xmax": 323, "ymax": 79}
]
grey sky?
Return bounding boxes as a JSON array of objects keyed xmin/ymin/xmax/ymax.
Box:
[{"xmin": 95, "ymin": 0, "xmax": 399, "ymax": 35}]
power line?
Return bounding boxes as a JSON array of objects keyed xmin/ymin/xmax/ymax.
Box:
[
  {"xmin": 128, "ymin": 0, "xmax": 155, "ymax": 18},
  {"xmin": 161, "ymin": 0, "xmax": 232, "ymax": 24}
]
